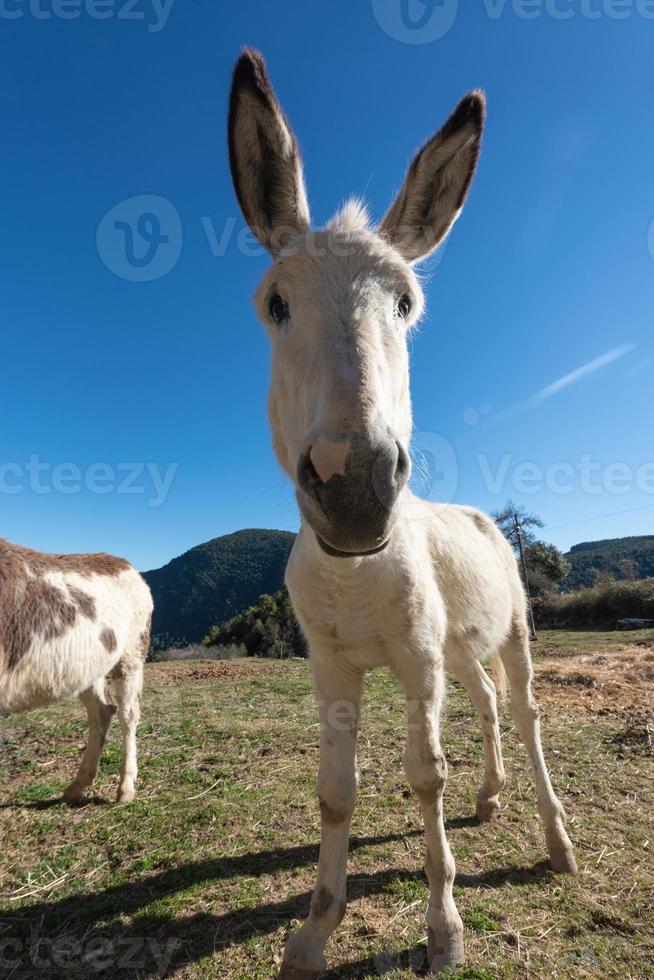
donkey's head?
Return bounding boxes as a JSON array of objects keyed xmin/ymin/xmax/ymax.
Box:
[{"xmin": 228, "ymin": 49, "xmax": 484, "ymax": 558}]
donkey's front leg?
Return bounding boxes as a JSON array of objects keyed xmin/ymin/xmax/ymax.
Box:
[
  {"xmin": 279, "ymin": 655, "xmax": 363, "ymax": 980},
  {"xmin": 402, "ymin": 664, "xmax": 464, "ymax": 974}
]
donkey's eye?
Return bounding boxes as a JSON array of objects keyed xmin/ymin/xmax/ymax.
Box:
[
  {"xmin": 269, "ymin": 294, "xmax": 289, "ymax": 324},
  {"xmin": 396, "ymin": 295, "xmax": 412, "ymax": 320}
]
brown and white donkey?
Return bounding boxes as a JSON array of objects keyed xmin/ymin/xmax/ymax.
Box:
[{"xmin": 0, "ymin": 537, "xmax": 152, "ymax": 804}]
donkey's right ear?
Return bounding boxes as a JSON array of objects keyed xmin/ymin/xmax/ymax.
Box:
[
  {"xmin": 380, "ymin": 91, "xmax": 486, "ymax": 263},
  {"xmin": 228, "ymin": 49, "xmax": 311, "ymax": 254}
]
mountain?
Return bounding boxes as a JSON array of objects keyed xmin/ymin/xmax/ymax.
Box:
[
  {"xmin": 144, "ymin": 529, "xmax": 296, "ymax": 649},
  {"xmin": 144, "ymin": 529, "xmax": 654, "ymax": 649},
  {"xmin": 562, "ymin": 535, "xmax": 654, "ymax": 591}
]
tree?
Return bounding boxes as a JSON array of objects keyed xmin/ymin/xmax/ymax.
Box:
[
  {"xmin": 492, "ymin": 500, "xmax": 544, "ymax": 549},
  {"xmin": 203, "ymin": 588, "xmax": 307, "ymax": 658},
  {"xmin": 524, "ymin": 540, "xmax": 571, "ymax": 594},
  {"xmin": 492, "ymin": 500, "xmax": 569, "ymax": 593},
  {"xmin": 617, "ymin": 558, "xmax": 639, "ymax": 581}
]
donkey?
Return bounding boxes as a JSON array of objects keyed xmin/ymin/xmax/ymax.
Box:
[
  {"xmin": 228, "ymin": 49, "xmax": 577, "ymax": 976},
  {"xmin": 0, "ymin": 537, "xmax": 152, "ymax": 804}
]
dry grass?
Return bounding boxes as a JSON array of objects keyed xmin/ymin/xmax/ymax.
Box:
[{"xmin": 1, "ymin": 630, "xmax": 653, "ymax": 978}]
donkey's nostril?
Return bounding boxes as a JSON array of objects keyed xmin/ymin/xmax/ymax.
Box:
[
  {"xmin": 301, "ymin": 454, "xmax": 321, "ymax": 487},
  {"xmin": 308, "ymin": 441, "xmax": 351, "ymax": 485},
  {"xmin": 395, "ymin": 443, "xmax": 411, "ymax": 484}
]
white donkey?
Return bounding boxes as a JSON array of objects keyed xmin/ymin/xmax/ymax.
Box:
[
  {"xmin": 228, "ymin": 50, "xmax": 577, "ymax": 977},
  {"xmin": 0, "ymin": 537, "xmax": 152, "ymax": 804}
]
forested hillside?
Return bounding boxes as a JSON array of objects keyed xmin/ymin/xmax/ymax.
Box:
[
  {"xmin": 144, "ymin": 529, "xmax": 295, "ymax": 649},
  {"xmin": 563, "ymin": 535, "xmax": 654, "ymax": 590}
]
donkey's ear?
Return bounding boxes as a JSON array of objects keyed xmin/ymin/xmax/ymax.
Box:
[
  {"xmin": 380, "ymin": 92, "xmax": 486, "ymax": 263},
  {"xmin": 228, "ymin": 49, "xmax": 311, "ymax": 254}
]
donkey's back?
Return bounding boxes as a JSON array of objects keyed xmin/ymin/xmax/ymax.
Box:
[
  {"xmin": 0, "ymin": 536, "xmax": 151, "ymax": 714},
  {"xmin": 0, "ymin": 536, "xmax": 152, "ymax": 803},
  {"xmin": 423, "ymin": 501, "xmax": 526, "ymax": 646}
]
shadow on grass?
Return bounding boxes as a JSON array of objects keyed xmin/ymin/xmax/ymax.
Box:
[
  {"xmin": 0, "ymin": 795, "xmax": 108, "ymax": 811},
  {"xmin": 323, "ymin": 947, "xmax": 431, "ymax": 978},
  {"xmin": 0, "ymin": 825, "xmax": 550, "ymax": 977}
]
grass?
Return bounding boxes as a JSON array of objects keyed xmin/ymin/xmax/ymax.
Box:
[{"xmin": 1, "ymin": 630, "xmax": 653, "ymax": 978}]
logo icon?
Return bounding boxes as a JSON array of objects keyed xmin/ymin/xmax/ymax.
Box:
[
  {"xmin": 372, "ymin": 0, "xmax": 458, "ymax": 43},
  {"xmin": 96, "ymin": 195, "xmax": 182, "ymax": 282},
  {"xmin": 411, "ymin": 431, "xmax": 459, "ymax": 503}
]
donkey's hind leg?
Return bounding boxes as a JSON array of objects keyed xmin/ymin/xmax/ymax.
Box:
[
  {"xmin": 111, "ymin": 659, "xmax": 144, "ymax": 804},
  {"xmin": 500, "ymin": 622, "xmax": 577, "ymax": 873},
  {"xmin": 63, "ymin": 680, "xmax": 116, "ymax": 803},
  {"xmin": 449, "ymin": 655, "xmax": 505, "ymax": 822}
]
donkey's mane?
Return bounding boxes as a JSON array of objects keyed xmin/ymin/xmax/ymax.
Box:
[{"xmin": 326, "ymin": 197, "xmax": 371, "ymax": 233}]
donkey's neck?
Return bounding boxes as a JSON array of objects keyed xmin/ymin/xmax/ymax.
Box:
[{"xmin": 296, "ymin": 492, "xmax": 418, "ymax": 580}]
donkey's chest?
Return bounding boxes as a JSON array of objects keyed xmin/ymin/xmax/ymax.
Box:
[{"xmin": 287, "ymin": 551, "xmax": 441, "ymax": 669}]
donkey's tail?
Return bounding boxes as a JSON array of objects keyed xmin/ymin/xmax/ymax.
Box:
[{"xmin": 490, "ymin": 651, "xmax": 508, "ymax": 701}]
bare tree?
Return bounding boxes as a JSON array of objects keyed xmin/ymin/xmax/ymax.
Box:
[{"xmin": 492, "ymin": 501, "xmax": 569, "ymax": 593}]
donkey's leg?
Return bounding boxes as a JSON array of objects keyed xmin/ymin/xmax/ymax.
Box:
[
  {"xmin": 280, "ymin": 655, "xmax": 363, "ymax": 980},
  {"xmin": 112, "ymin": 660, "xmax": 143, "ymax": 804},
  {"xmin": 449, "ymin": 656, "xmax": 505, "ymax": 822},
  {"xmin": 63, "ymin": 680, "xmax": 116, "ymax": 802},
  {"xmin": 500, "ymin": 624, "xmax": 577, "ymax": 873},
  {"xmin": 402, "ymin": 662, "xmax": 464, "ymax": 973}
]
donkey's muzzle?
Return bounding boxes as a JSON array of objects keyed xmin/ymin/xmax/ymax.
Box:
[{"xmin": 296, "ymin": 436, "xmax": 410, "ymax": 557}]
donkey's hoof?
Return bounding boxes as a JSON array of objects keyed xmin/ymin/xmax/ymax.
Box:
[
  {"xmin": 278, "ymin": 966, "xmax": 321, "ymax": 980},
  {"xmin": 63, "ymin": 783, "xmax": 84, "ymax": 804},
  {"xmin": 549, "ymin": 847, "xmax": 578, "ymax": 874},
  {"xmin": 476, "ymin": 798, "xmax": 501, "ymax": 822},
  {"xmin": 278, "ymin": 939, "xmax": 325, "ymax": 980},
  {"xmin": 116, "ymin": 785, "xmax": 136, "ymax": 804},
  {"xmin": 427, "ymin": 927, "xmax": 464, "ymax": 973}
]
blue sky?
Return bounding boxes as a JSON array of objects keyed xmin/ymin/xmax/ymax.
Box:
[{"xmin": 1, "ymin": 1, "xmax": 652, "ymax": 571}]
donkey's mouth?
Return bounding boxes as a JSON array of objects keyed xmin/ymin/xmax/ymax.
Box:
[{"xmin": 316, "ymin": 535, "xmax": 390, "ymax": 559}]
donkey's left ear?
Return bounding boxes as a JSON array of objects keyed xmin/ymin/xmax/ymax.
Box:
[
  {"xmin": 228, "ymin": 48, "xmax": 311, "ymax": 254},
  {"xmin": 380, "ymin": 91, "xmax": 486, "ymax": 263}
]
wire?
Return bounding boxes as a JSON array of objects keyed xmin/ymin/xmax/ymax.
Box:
[{"xmin": 546, "ymin": 501, "xmax": 654, "ymax": 532}]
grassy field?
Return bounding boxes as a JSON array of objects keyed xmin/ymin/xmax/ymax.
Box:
[{"xmin": 1, "ymin": 630, "xmax": 653, "ymax": 979}]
